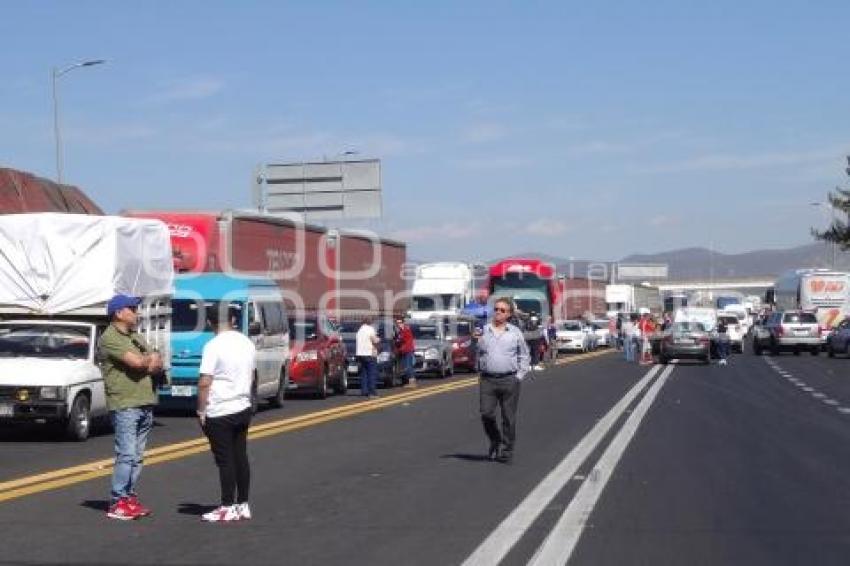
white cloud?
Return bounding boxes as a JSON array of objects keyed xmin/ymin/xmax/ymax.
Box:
[
  {"xmin": 525, "ymin": 218, "xmax": 569, "ymax": 236},
  {"xmin": 456, "ymin": 155, "xmax": 534, "ymax": 170},
  {"xmin": 388, "ymin": 222, "xmax": 480, "ymax": 243},
  {"xmin": 461, "ymin": 122, "xmax": 508, "ymax": 144},
  {"xmin": 146, "ymin": 76, "xmax": 224, "ymax": 104},
  {"xmin": 648, "ymin": 214, "xmax": 681, "ymax": 227},
  {"xmin": 640, "ymin": 146, "xmax": 846, "ymax": 174}
]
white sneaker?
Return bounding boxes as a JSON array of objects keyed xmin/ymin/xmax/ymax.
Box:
[
  {"xmin": 719, "ymin": 359, "xmax": 727, "ymax": 366},
  {"xmin": 236, "ymin": 502, "xmax": 252, "ymax": 520},
  {"xmin": 534, "ymin": 364, "xmax": 545, "ymax": 371},
  {"xmin": 201, "ymin": 505, "xmax": 240, "ymax": 522}
]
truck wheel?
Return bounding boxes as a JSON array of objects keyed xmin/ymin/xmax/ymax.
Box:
[
  {"xmin": 333, "ymin": 367, "xmax": 348, "ymax": 395},
  {"xmin": 65, "ymin": 394, "xmax": 91, "ymax": 442},
  {"xmin": 828, "ymin": 343, "xmax": 835, "ymax": 357},
  {"xmin": 793, "ymin": 349, "xmax": 801, "ymax": 356},
  {"xmin": 269, "ymin": 369, "xmax": 287, "ymax": 408},
  {"xmin": 315, "ymin": 367, "xmax": 329, "ymax": 399},
  {"xmin": 810, "ymin": 347, "xmax": 820, "ymax": 356}
]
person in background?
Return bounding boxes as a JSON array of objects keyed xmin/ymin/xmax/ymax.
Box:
[
  {"xmin": 394, "ymin": 317, "xmax": 416, "ymax": 388},
  {"xmin": 197, "ymin": 302, "xmax": 257, "ymax": 522},
  {"xmin": 98, "ymin": 294, "xmax": 163, "ymax": 521},
  {"xmin": 621, "ymin": 315, "xmax": 636, "ymax": 362},
  {"xmin": 615, "ymin": 314, "xmax": 624, "ymax": 350},
  {"xmin": 356, "ymin": 316, "xmax": 381, "ymax": 398},
  {"xmin": 716, "ymin": 316, "xmax": 730, "ymax": 366},
  {"xmin": 475, "ymin": 297, "xmax": 531, "ymax": 464},
  {"xmin": 637, "ymin": 311, "xmax": 655, "ymax": 365}
]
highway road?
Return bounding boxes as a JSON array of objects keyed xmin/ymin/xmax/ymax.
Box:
[{"xmin": 2, "ymin": 349, "xmax": 850, "ymax": 565}]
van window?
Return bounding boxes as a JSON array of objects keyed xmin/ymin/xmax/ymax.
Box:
[
  {"xmin": 784, "ymin": 313, "xmax": 817, "ymax": 324},
  {"xmin": 259, "ymin": 302, "xmax": 284, "ymax": 334}
]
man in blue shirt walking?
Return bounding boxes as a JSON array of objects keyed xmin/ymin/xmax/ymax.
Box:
[{"xmin": 475, "ymin": 297, "xmax": 530, "ymax": 464}]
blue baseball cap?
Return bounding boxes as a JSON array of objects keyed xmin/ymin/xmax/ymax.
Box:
[{"xmin": 107, "ymin": 294, "xmax": 141, "ymax": 317}]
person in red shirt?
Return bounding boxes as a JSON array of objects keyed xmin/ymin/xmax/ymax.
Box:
[
  {"xmin": 395, "ymin": 317, "xmax": 416, "ymax": 388},
  {"xmin": 637, "ymin": 312, "xmax": 655, "ymax": 364}
]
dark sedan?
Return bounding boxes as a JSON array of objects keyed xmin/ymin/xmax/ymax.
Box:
[
  {"xmin": 658, "ymin": 322, "xmax": 711, "ymax": 364},
  {"xmin": 339, "ymin": 320, "xmax": 402, "ymax": 388}
]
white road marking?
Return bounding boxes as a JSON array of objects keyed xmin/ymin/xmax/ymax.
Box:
[
  {"xmin": 838, "ymin": 407, "xmax": 850, "ymax": 414},
  {"xmin": 461, "ymin": 364, "xmax": 664, "ymax": 566},
  {"xmin": 824, "ymin": 399, "xmax": 840, "ymax": 406},
  {"xmin": 528, "ymin": 364, "xmax": 677, "ymax": 566},
  {"xmin": 812, "ymin": 393, "xmax": 827, "ymax": 399},
  {"xmin": 803, "ymin": 387, "xmax": 815, "ymax": 392}
]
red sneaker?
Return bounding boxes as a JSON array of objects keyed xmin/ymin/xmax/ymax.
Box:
[
  {"xmin": 126, "ymin": 495, "xmax": 151, "ymax": 517},
  {"xmin": 106, "ymin": 498, "xmax": 138, "ymax": 521}
]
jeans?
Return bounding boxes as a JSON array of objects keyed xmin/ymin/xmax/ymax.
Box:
[
  {"xmin": 480, "ymin": 376, "xmax": 521, "ymax": 454},
  {"xmin": 110, "ymin": 406, "xmax": 154, "ymax": 504},
  {"xmin": 401, "ymin": 352, "xmax": 415, "ymax": 382},
  {"xmin": 203, "ymin": 408, "xmax": 252, "ymax": 506},
  {"xmin": 717, "ymin": 338, "xmax": 730, "ymax": 360},
  {"xmin": 358, "ymin": 355, "xmax": 378, "ymax": 396},
  {"xmin": 624, "ymin": 336, "xmax": 636, "ymax": 362}
]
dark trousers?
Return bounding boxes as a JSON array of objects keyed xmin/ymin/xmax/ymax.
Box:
[
  {"xmin": 203, "ymin": 408, "xmax": 252, "ymax": 506},
  {"xmin": 480, "ymin": 376, "xmax": 521, "ymax": 454},
  {"xmin": 358, "ymin": 355, "xmax": 378, "ymax": 396}
]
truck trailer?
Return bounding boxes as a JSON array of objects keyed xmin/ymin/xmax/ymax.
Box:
[{"xmin": 123, "ymin": 210, "xmax": 407, "ymax": 319}]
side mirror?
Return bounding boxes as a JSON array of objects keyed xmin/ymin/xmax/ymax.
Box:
[{"xmin": 248, "ymin": 321, "xmax": 262, "ymax": 336}]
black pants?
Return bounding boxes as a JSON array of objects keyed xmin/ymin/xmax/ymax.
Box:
[
  {"xmin": 480, "ymin": 376, "xmax": 521, "ymax": 454},
  {"xmin": 203, "ymin": 408, "xmax": 252, "ymax": 506}
]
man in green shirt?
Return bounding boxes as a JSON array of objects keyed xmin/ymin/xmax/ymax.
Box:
[{"xmin": 98, "ymin": 294, "xmax": 163, "ymax": 521}]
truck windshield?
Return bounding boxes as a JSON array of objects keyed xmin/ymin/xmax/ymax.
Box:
[
  {"xmin": 172, "ymin": 299, "xmax": 245, "ymax": 332},
  {"xmin": 0, "ymin": 325, "xmax": 90, "ymax": 360},
  {"xmin": 411, "ymin": 325, "xmax": 439, "ymax": 340},
  {"xmin": 412, "ymin": 294, "xmax": 460, "ymax": 311}
]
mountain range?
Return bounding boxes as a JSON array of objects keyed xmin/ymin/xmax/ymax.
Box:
[{"xmin": 499, "ymin": 241, "xmax": 850, "ymax": 281}]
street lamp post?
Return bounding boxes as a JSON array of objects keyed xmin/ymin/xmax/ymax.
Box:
[
  {"xmin": 52, "ymin": 59, "xmax": 106, "ymax": 184},
  {"xmin": 811, "ymin": 200, "xmax": 837, "ymax": 268}
]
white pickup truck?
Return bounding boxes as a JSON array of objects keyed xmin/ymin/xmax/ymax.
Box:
[{"xmin": 0, "ymin": 213, "xmax": 173, "ymax": 440}]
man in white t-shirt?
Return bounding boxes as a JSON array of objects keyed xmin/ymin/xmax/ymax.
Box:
[
  {"xmin": 355, "ymin": 316, "xmax": 380, "ymax": 398},
  {"xmin": 196, "ymin": 302, "xmax": 257, "ymax": 523}
]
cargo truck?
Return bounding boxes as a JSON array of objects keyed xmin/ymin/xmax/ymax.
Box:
[
  {"xmin": 122, "ymin": 210, "xmax": 407, "ymax": 319},
  {"xmin": 409, "ymin": 262, "xmax": 476, "ymax": 320},
  {"xmin": 0, "ymin": 214, "xmax": 173, "ymax": 440}
]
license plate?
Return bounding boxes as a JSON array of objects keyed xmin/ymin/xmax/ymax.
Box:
[
  {"xmin": 170, "ymin": 385, "xmax": 196, "ymax": 397},
  {"xmin": 0, "ymin": 403, "xmax": 13, "ymax": 417},
  {"xmin": 794, "ymin": 330, "xmax": 810, "ymax": 336},
  {"xmin": 675, "ymin": 339, "xmax": 694, "ymax": 345},
  {"xmin": 347, "ymin": 364, "xmax": 359, "ymax": 373}
]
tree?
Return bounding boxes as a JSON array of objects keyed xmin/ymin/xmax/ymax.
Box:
[{"xmin": 812, "ymin": 157, "xmax": 850, "ymax": 250}]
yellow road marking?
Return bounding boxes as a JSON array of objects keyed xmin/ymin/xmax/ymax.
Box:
[{"xmin": 0, "ymin": 349, "xmax": 612, "ymax": 504}]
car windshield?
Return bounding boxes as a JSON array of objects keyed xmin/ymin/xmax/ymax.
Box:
[
  {"xmin": 411, "ymin": 325, "xmax": 439, "ymax": 340},
  {"xmin": 443, "ymin": 320, "xmax": 472, "ymax": 337},
  {"xmin": 288, "ymin": 318, "xmax": 318, "ymax": 341},
  {"xmin": 784, "ymin": 313, "xmax": 818, "ymax": 324},
  {"xmin": 559, "ymin": 322, "xmax": 582, "ymax": 331},
  {"xmin": 0, "ymin": 324, "xmax": 90, "ymax": 360},
  {"xmin": 338, "ymin": 321, "xmax": 361, "ymax": 335},
  {"xmin": 719, "ymin": 316, "xmax": 739, "ymax": 325}
]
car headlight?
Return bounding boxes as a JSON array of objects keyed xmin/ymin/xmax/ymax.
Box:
[
  {"xmin": 377, "ymin": 352, "xmax": 391, "ymax": 362},
  {"xmin": 39, "ymin": 386, "xmax": 63, "ymax": 400},
  {"xmin": 425, "ymin": 347, "xmax": 440, "ymax": 359},
  {"xmin": 296, "ymin": 350, "xmax": 319, "ymax": 362}
]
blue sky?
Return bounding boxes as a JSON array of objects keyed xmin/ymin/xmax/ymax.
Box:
[{"xmin": 2, "ymin": 1, "xmax": 849, "ymax": 262}]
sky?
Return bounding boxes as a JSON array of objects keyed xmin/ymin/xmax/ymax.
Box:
[{"xmin": 2, "ymin": 0, "xmax": 850, "ymax": 263}]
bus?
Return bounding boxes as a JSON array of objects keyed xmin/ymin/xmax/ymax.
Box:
[{"xmin": 773, "ymin": 269, "xmax": 850, "ymax": 330}]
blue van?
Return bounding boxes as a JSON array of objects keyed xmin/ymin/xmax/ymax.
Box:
[{"xmin": 160, "ymin": 273, "xmax": 290, "ymax": 410}]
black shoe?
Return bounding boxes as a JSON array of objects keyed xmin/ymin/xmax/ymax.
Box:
[
  {"xmin": 487, "ymin": 443, "xmax": 501, "ymax": 461},
  {"xmin": 496, "ymin": 451, "xmax": 513, "ymax": 464}
]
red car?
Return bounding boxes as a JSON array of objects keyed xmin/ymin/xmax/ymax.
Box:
[
  {"xmin": 287, "ymin": 314, "xmax": 348, "ymax": 398},
  {"xmin": 442, "ymin": 316, "xmax": 478, "ymax": 372}
]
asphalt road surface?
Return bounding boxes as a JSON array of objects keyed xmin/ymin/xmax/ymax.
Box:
[{"xmin": 2, "ymin": 348, "xmax": 850, "ymax": 566}]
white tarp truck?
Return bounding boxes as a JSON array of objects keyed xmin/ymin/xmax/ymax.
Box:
[
  {"xmin": 0, "ymin": 213, "xmax": 173, "ymax": 440},
  {"xmin": 408, "ymin": 262, "xmax": 476, "ymax": 320}
]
